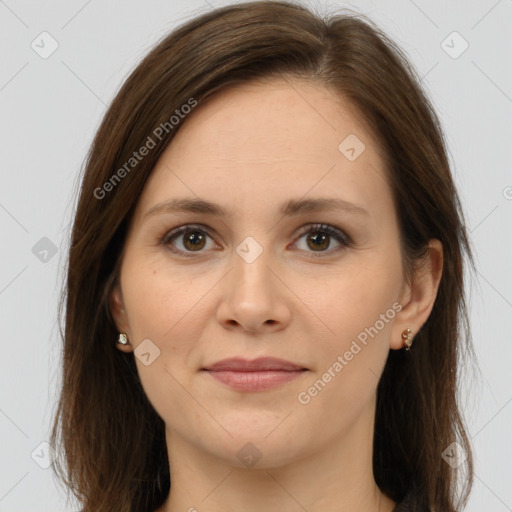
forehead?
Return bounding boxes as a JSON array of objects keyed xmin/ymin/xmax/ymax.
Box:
[
  {"xmin": 174, "ymin": 78, "xmax": 378, "ymax": 161},
  {"xmin": 134, "ymin": 78, "xmax": 390, "ymax": 219}
]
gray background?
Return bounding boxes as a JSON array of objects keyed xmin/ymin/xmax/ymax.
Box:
[{"xmin": 0, "ymin": 0, "xmax": 510, "ymax": 510}]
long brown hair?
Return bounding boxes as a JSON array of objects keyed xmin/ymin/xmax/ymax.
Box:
[{"xmin": 51, "ymin": 2, "xmax": 475, "ymax": 511}]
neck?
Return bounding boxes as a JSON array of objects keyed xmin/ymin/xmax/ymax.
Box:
[{"xmin": 155, "ymin": 398, "xmax": 396, "ymax": 512}]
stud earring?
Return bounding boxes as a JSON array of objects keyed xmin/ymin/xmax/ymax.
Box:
[
  {"xmin": 402, "ymin": 328, "xmax": 413, "ymax": 351},
  {"xmin": 117, "ymin": 333, "xmax": 129, "ymax": 345}
]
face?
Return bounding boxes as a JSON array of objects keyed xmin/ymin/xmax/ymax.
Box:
[{"xmin": 110, "ymin": 78, "xmax": 420, "ymax": 469}]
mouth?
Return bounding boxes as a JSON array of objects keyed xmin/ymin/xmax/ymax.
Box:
[{"xmin": 201, "ymin": 357, "xmax": 309, "ymax": 392}]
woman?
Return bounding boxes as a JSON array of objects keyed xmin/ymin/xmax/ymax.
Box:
[{"xmin": 51, "ymin": 2, "xmax": 475, "ymax": 511}]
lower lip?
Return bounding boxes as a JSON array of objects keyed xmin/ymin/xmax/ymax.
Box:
[{"xmin": 203, "ymin": 369, "xmax": 307, "ymax": 391}]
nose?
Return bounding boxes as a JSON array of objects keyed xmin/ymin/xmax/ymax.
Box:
[{"xmin": 215, "ymin": 241, "xmax": 292, "ymax": 333}]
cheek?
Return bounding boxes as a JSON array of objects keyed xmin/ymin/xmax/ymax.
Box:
[
  {"xmin": 120, "ymin": 256, "xmax": 218, "ymax": 380},
  {"xmin": 121, "ymin": 253, "xmax": 210, "ymax": 340},
  {"xmin": 296, "ymin": 273, "xmax": 399, "ymax": 426},
  {"xmin": 310, "ymin": 252, "xmax": 402, "ymax": 368},
  {"xmin": 118, "ymin": 264, "xmax": 197, "ymax": 405},
  {"xmin": 121, "ymin": 264, "xmax": 203, "ymax": 416}
]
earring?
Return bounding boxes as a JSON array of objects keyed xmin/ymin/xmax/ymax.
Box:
[
  {"xmin": 402, "ymin": 328, "xmax": 413, "ymax": 351},
  {"xmin": 117, "ymin": 333, "xmax": 129, "ymax": 345}
]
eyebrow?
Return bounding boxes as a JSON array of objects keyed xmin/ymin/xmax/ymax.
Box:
[{"xmin": 143, "ymin": 197, "xmax": 369, "ymax": 221}]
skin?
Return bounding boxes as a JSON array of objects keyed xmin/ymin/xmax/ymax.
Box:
[{"xmin": 110, "ymin": 78, "xmax": 443, "ymax": 512}]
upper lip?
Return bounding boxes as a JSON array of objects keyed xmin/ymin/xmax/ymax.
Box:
[{"xmin": 202, "ymin": 357, "xmax": 307, "ymax": 372}]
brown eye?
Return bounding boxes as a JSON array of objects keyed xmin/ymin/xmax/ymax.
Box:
[
  {"xmin": 182, "ymin": 230, "xmax": 207, "ymax": 251},
  {"xmin": 306, "ymin": 231, "xmax": 331, "ymax": 251},
  {"xmin": 162, "ymin": 225, "xmax": 217, "ymax": 256},
  {"xmin": 294, "ymin": 223, "xmax": 350, "ymax": 256}
]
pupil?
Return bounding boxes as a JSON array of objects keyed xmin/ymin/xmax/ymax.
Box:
[
  {"xmin": 185, "ymin": 232, "xmax": 205, "ymax": 250},
  {"xmin": 308, "ymin": 232, "xmax": 329, "ymax": 251}
]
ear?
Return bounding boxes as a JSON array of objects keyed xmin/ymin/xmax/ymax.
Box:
[
  {"xmin": 390, "ymin": 239, "xmax": 443, "ymax": 350},
  {"xmin": 109, "ymin": 281, "xmax": 133, "ymax": 353}
]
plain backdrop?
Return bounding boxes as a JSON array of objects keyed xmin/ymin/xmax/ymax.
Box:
[{"xmin": 0, "ymin": 0, "xmax": 511, "ymax": 510}]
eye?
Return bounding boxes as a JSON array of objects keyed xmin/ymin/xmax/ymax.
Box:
[
  {"xmin": 292, "ymin": 223, "xmax": 351, "ymax": 256},
  {"xmin": 160, "ymin": 222, "xmax": 351, "ymax": 258},
  {"xmin": 161, "ymin": 224, "xmax": 218, "ymax": 257}
]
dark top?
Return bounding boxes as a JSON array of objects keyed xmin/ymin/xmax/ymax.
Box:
[{"xmin": 391, "ymin": 489, "xmax": 423, "ymax": 512}]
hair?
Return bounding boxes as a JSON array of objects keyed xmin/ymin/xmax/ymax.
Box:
[{"xmin": 51, "ymin": 1, "xmax": 476, "ymax": 511}]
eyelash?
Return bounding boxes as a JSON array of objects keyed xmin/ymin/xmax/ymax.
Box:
[{"xmin": 160, "ymin": 223, "xmax": 352, "ymax": 259}]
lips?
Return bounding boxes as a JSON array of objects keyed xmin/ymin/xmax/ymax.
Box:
[
  {"xmin": 201, "ymin": 357, "xmax": 307, "ymax": 372},
  {"xmin": 201, "ymin": 357, "xmax": 308, "ymax": 392}
]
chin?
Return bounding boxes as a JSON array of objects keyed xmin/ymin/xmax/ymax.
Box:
[
  {"xmin": 211, "ymin": 438, "xmax": 306, "ymax": 470},
  {"xmin": 199, "ymin": 421, "xmax": 310, "ymax": 469}
]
